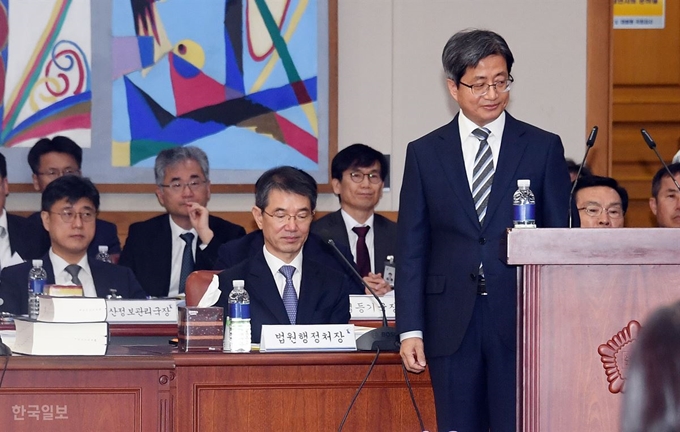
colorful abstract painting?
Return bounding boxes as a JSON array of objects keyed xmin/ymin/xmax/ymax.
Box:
[
  {"xmin": 112, "ymin": 0, "xmax": 325, "ymax": 175},
  {"xmin": 0, "ymin": 0, "xmax": 91, "ymax": 148}
]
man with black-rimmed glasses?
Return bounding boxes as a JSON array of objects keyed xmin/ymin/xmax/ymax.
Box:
[{"xmin": 119, "ymin": 146, "xmax": 245, "ymax": 298}]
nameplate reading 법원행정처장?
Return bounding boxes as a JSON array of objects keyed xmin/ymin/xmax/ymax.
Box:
[
  {"xmin": 260, "ymin": 324, "xmax": 357, "ymax": 352},
  {"xmin": 105, "ymin": 299, "xmax": 178, "ymax": 323}
]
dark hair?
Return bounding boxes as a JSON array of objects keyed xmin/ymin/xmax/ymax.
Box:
[
  {"xmin": 651, "ymin": 163, "xmax": 680, "ymax": 198},
  {"xmin": 621, "ymin": 301, "xmax": 680, "ymax": 432},
  {"xmin": 154, "ymin": 146, "xmax": 210, "ymax": 185},
  {"xmin": 442, "ymin": 29, "xmax": 514, "ymax": 84},
  {"xmin": 331, "ymin": 144, "xmax": 388, "ymax": 181},
  {"xmin": 28, "ymin": 136, "xmax": 82, "ymax": 174},
  {"xmin": 41, "ymin": 175, "xmax": 100, "ymax": 212},
  {"xmin": 0, "ymin": 152, "xmax": 6, "ymax": 179},
  {"xmin": 566, "ymin": 158, "xmax": 592, "ymax": 178},
  {"xmin": 255, "ymin": 166, "xmax": 317, "ymax": 211},
  {"xmin": 573, "ymin": 175, "xmax": 629, "ymax": 213}
]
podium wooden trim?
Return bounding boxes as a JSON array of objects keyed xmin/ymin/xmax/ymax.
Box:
[{"xmin": 506, "ymin": 228, "xmax": 680, "ymax": 432}]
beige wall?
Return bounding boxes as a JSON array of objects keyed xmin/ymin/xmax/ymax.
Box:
[{"xmin": 6, "ymin": 0, "xmax": 588, "ymax": 214}]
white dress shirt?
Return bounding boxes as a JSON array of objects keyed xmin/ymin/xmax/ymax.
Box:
[
  {"xmin": 458, "ymin": 109, "xmax": 506, "ymax": 192},
  {"xmin": 262, "ymin": 246, "xmax": 303, "ymax": 300},
  {"xmin": 340, "ymin": 210, "xmax": 375, "ymax": 273},
  {"xmin": 50, "ymin": 249, "xmax": 96, "ymax": 297}
]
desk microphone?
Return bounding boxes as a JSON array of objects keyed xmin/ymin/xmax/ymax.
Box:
[
  {"xmin": 569, "ymin": 125, "xmax": 598, "ymax": 228},
  {"xmin": 327, "ymin": 239, "xmax": 399, "ymax": 351},
  {"xmin": 641, "ymin": 128, "xmax": 680, "ymax": 192}
]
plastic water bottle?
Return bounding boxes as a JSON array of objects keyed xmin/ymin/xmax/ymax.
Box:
[
  {"xmin": 28, "ymin": 260, "xmax": 47, "ymax": 319},
  {"xmin": 95, "ymin": 245, "xmax": 112, "ymax": 263},
  {"xmin": 513, "ymin": 179, "xmax": 536, "ymax": 228},
  {"xmin": 228, "ymin": 280, "xmax": 251, "ymax": 353}
]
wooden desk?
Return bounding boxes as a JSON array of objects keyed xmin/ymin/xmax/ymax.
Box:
[
  {"xmin": 0, "ymin": 349, "xmax": 436, "ymax": 432},
  {"xmin": 0, "ymin": 348, "xmax": 175, "ymax": 432},
  {"xmin": 173, "ymin": 351, "xmax": 436, "ymax": 432}
]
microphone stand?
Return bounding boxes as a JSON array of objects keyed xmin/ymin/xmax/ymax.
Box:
[
  {"xmin": 568, "ymin": 126, "xmax": 598, "ymax": 228},
  {"xmin": 327, "ymin": 239, "xmax": 399, "ymax": 351},
  {"xmin": 641, "ymin": 128, "xmax": 680, "ymax": 192}
]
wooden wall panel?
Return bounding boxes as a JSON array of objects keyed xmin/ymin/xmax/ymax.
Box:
[{"xmin": 612, "ymin": 2, "xmax": 680, "ymax": 226}]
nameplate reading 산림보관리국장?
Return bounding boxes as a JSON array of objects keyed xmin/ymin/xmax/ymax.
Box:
[
  {"xmin": 349, "ymin": 294, "xmax": 395, "ymax": 320},
  {"xmin": 106, "ymin": 299, "xmax": 178, "ymax": 323},
  {"xmin": 260, "ymin": 324, "xmax": 357, "ymax": 352}
]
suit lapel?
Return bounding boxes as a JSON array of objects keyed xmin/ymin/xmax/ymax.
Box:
[
  {"xmin": 484, "ymin": 114, "xmax": 529, "ymax": 227},
  {"xmin": 158, "ymin": 216, "xmax": 174, "ymax": 290},
  {"xmin": 327, "ymin": 211, "xmax": 350, "ymax": 245},
  {"xmin": 248, "ymin": 252, "xmax": 290, "ymax": 324},
  {"xmin": 90, "ymin": 258, "xmax": 113, "ymax": 298},
  {"xmin": 43, "ymin": 255, "xmax": 57, "ymax": 285},
  {"xmin": 434, "ymin": 117, "xmax": 480, "ymax": 227},
  {"xmin": 373, "ymin": 215, "xmax": 388, "ymax": 271},
  {"xmin": 296, "ymin": 255, "xmax": 324, "ymax": 324}
]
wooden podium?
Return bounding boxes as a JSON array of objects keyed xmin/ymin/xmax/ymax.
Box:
[{"xmin": 506, "ymin": 228, "xmax": 680, "ymax": 432}]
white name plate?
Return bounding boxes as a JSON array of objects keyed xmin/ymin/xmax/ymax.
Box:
[
  {"xmin": 349, "ymin": 295, "xmax": 395, "ymax": 320},
  {"xmin": 105, "ymin": 299, "xmax": 178, "ymax": 323},
  {"xmin": 260, "ymin": 324, "xmax": 357, "ymax": 352}
]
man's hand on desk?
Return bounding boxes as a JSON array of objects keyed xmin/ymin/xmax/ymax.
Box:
[
  {"xmin": 400, "ymin": 337, "xmax": 427, "ymax": 373},
  {"xmin": 363, "ymin": 273, "xmax": 392, "ymax": 295}
]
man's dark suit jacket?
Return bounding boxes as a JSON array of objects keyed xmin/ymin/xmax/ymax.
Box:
[
  {"xmin": 215, "ymin": 248, "xmax": 351, "ymax": 343},
  {"xmin": 0, "ymin": 253, "xmax": 146, "ymax": 315},
  {"xmin": 6, "ymin": 213, "xmax": 43, "ymax": 262},
  {"xmin": 27, "ymin": 212, "xmax": 121, "ymax": 260},
  {"xmin": 119, "ymin": 214, "xmax": 245, "ymax": 297},
  {"xmin": 396, "ymin": 113, "xmax": 571, "ymax": 359},
  {"xmin": 311, "ymin": 210, "xmax": 397, "ymax": 275},
  {"xmin": 214, "ymin": 230, "xmax": 365, "ymax": 295}
]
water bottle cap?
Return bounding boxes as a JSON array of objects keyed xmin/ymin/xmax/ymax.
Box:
[
  {"xmin": 32, "ymin": 259, "xmax": 43, "ymax": 267},
  {"xmin": 98, "ymin": 245, "xmax": 108, "ymax": 253},
  {"xmin": 232, "ymin": 279, "xmax": 245, "ymax": 289},
  {"xmin": 517, "ymin": 179, "xmax": 530, "ymax": 188}
]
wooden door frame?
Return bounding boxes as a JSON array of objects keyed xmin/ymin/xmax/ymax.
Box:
[{"xmin": 586, "ymin": 1, "xmax": 613, "ymax": 175}]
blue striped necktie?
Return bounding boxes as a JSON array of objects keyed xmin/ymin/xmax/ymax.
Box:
[{"xmin": 279, "ymin": 265, "xmax": 298, "ymax": 324}]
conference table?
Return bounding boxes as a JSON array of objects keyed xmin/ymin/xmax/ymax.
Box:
[{"xmin": 0, "ymin": 323, "xmax": 437, "ymax": 431}]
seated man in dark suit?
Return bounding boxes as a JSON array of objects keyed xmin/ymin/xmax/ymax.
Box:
[
  {"xmin": 26, "ymin": 136, "xmax": 121, "ymax": 261},
  {"xmin": 214, "ymin": 166, "xmax": 351, "ymax": 343},
  {"xmin": 0, "ymin": 153, "xmax": 42, "ymax": 268},
  {"xmin": 0, "ymin": 176, "xmax": 146, "ymax": 315},
  {"xmin": 312, "ymin": 143, "xmax": 396, "ymax": 295},
  {"xmin": 119, "ymin": 146, "xmax": 245, "ymax": 297}
]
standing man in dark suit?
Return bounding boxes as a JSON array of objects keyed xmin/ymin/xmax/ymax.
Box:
[
  {"xmin": 26, "ymin": 136, "xmax": 121, "ymax": 261},
  {"xmin": 0, "ymin": 176, "xmax": 146, "ymax": 315},
  {"xmin": 214, "ymin": 166, "xmax": 351, "ymax": 343},
  {"xmin": 119, "ymin": 146, "xmax": 245, "ymax": 298},
  {"xmin": 312, "ymin": 144, "xmax": 396, "ymax": 295},
  {"xmin": 0, "ymin": 153, "xmax": 42, "ymax": 267},
  {"xmin": 397, "ymin": 29, "xmax": 570, "ymax": 431}
]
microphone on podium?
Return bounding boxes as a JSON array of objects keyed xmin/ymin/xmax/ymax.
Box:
[
  {"xmin": 641, "ymin": 128, "xmax": 680, "ymax": 193},
  {"xmin": 568, "ymin": 126, "xmax": 598, "ymax": 228},
  {"xmin": 327, "ymin": 239, "xmax": 399, "ymax": 351}
]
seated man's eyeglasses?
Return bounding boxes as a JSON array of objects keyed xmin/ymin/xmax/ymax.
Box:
[
  {"xmin": 262, "ymin": 209, "xmax": 314, "ymax": 225},
  {"xmin": 37, "ymin": 168, "xmax": 81, "ymax": 178},
  {"xmin": 578, "ymin": 205, "xmax": 624, "ymax": 219},
  {"xmin": 459, "ymin": 75, "xmax": 514, "ymax": 97},
  {"xmin": 159, "ymin": 179, "xmax": 207, "ymax": 193},
  {"xmin": 349, "ymin": 172, "xmax": 382, "ymax": 184},
  {"xmin": 50, "ymin": 209, "xmax": 97, "ymax": 223}
]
